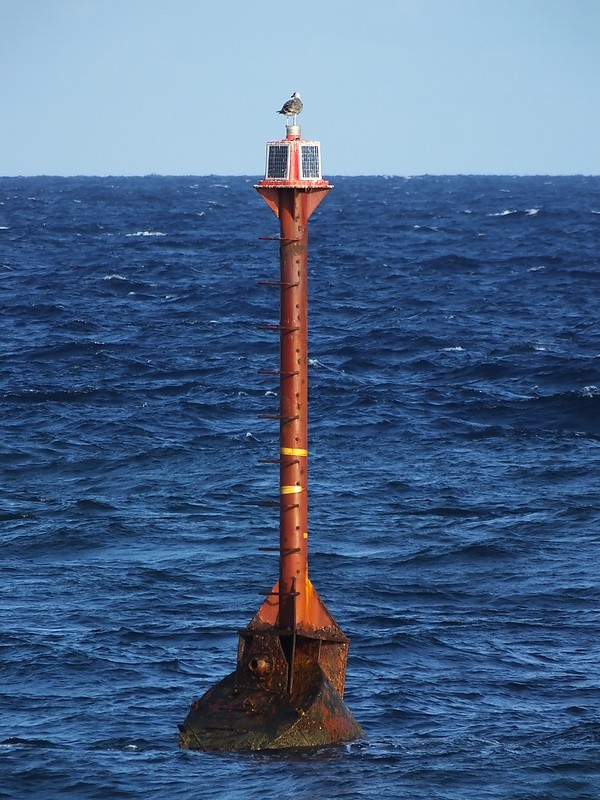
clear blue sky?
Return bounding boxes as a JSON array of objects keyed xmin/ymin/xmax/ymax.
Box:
[{"xmin": 2, "ymin": 0, "xmax": 599, "ymax": 176}]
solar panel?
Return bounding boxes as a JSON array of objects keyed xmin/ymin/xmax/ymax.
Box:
[
  {"xmin": 266, "ymin": 145, "xmax": 289, "ymax": 179},
  {"xmin": 301, "ymin": 145, "xmax": 321, "ymax": 179}
]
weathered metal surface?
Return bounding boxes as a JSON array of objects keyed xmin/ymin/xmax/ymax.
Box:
[
  {"xmin": 179, "ymin": 629, "xmax": 363, "ymax": 751},
  {"xmin": 179, "ymin": 130, "xmax": 363, "ymax": 750},
  {"xmin": 278, "ymin": 187, "xmax": 310, "ymax": 631}
]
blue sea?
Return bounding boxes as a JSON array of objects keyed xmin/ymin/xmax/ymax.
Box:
[{"xmin": 1, "ymin": 174, "xmax": 600, "ymax": 799}]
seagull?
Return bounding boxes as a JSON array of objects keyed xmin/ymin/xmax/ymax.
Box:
[{"xmin": 277, "ymin": 91, "xmax": 303, "ymax": 124}]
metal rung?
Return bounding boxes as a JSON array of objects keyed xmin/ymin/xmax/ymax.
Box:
[
  {"xmin": 257, "ymin": 501, "xmax": 298, "ymax": 510},
  {"xmin": 258, "ymin": 280, "xmax": 299, "ymax": 288},
  {"xmin": 258, "ymin": 369, "xmax": 299, "ymax": 377},
  {"xmin": 259, "ymin": 589, "xmax": 300, "ymax": 597},
  {"xmin": 257, "ymin": 324, "xmax": 299, "ymax": 332},
  {"xmin": 258, "ymin": 547, "xmax": 301, "ymax": 554},
  {"xmin": 258, "ymin": 236, "xmax": 299, "ymax": 242},
  {"xmin": 258, "ymin": 458, "xmax": 299, "ymax": 466},
  {"xmin": 258, "ymin": 414, "xmax": 299, "ymax": 423}
]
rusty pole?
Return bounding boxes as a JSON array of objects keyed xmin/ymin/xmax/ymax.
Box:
[
  {"xmin": 256, "ymin": 183, "xmax": 337, "ymax": 635},
  {"xmin": 178, "ymin": 122, "xmax": 363, "ymax": 751},
  {"xmin": 278, "ymin": 189, "xmax": 309, "ymax": 631}
]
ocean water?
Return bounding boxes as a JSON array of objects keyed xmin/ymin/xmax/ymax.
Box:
[{"xmin": 1, "ymin": 174, "xmax": 600, "ymax": 799}]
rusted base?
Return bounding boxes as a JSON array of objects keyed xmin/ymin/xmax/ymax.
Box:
[
  {"xmin": 179, "ymin": 661, "xmax": 363, "ymax": 751},
  {"xmin": 179, "ymin": 629, "xmax": 364, "ymax": 751}
]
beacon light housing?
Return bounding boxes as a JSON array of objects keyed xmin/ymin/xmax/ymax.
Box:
[{"xmin": 260, "ymin": 126, "xmax": 329, "ymax": 188}]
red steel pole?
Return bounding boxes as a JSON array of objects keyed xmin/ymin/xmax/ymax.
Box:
[
  {"xmin": 255, "ymin": 179, "xmax": 332, "ymax": 634},
  {"xmin": 278, "ymin": 189, "xmax": 309, "ymax": 630}
]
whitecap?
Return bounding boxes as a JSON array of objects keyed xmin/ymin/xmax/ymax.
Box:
[
  {"xmin": 488, "ymin": 209, "xmax": 517, "ymax": 217},
  {"xmin": 525, "ymin": 208, "xmax": 540, "ymax": 216},
  {"xmin": 442, "ymin": 346, "xmax": 465, "ymax": 352},
  {"xmin": 126, "ymin": 230, "xmax": 167, "ymax": 237}
]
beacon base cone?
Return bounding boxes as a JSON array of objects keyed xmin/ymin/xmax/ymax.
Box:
[{"xmin": 179, "ymin": 629, "xmax": 364, "ymax": 752}]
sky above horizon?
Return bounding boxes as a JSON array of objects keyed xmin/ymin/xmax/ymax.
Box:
[{"xmin": 2, "ymin": 0, "xmax": 600, "ymax": 176}]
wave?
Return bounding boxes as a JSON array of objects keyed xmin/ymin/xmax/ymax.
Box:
[
  {"xmin": 1, "ymin": 737, "xmax": 60, "ymax": 749},
  {"xmin": 3, "ymin": 175, "xmax": 600, "ymax": 799},
  {"xmin": 125, "ymin": 230, "xmax": 167, "ymax": 237}
]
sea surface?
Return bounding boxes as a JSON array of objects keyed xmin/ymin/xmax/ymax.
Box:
[{"xmin": 1, "ymin": 173, "xmax": 600, "ymax": 799}]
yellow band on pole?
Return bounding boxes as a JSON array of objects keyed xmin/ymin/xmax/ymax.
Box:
[
  {"xmin": 280, "ymin": 485, "xmax": 304, "ymax": 495},
  {"xmin": 280, "ymin": 447, "xmax": 308, "ymax": 457}
]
